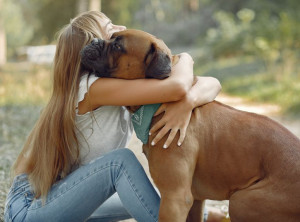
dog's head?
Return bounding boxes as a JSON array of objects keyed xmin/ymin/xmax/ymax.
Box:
[{"xmin": 80, "ymin": 29, "xmax": 174, "ymax": 80}]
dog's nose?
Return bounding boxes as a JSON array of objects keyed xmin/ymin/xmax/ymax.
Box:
[{"xmin": 145, "ymin": 52, "xmax": 171, "ymax": 79}]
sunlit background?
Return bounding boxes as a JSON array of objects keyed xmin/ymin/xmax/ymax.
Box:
[{"xmin": 0, "ymin": 0, "xmax": 299, "ymax": 220}]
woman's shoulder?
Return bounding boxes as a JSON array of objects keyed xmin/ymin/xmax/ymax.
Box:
[
  {"xmin": 77, "ymin": 73, "xmax": 99, "ymax": 107},
  {"xmin": 79, "ymin": 73, "xmax": 99, "ymax": 90}
]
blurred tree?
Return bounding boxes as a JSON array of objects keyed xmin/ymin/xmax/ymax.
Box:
[
  {"xmin": 77, "ymin": 0, "xmax": 101, "ymax": 13},
  {"xmin": 26, "ymin": 0, "xmax": 137, "ymax": 44},
  {"xmin": 185, "ymin": 0, "xmax": 199, "ymax": 12},
  {"xmin": 29, "ymin": 0, "xmax": 78, "ymax": 44},
  {"xmin": 77, "ymin": 0, "xmax": 89, "ymax": 13},
  {"xmin": 200, "ymin": 0, "xmax": 300, "ymax": 79},
  {"xmin": 1, "ymin": 0, "xmax": 33, "ymax": 59},
  {"xmin": 89, "ymin": 0, "xmax": 101, "ymax": 11},
  {"xmin": 102, "ymin": 0, "xmax": 140, "ymax": 27},
  {"xmin": 0, "ymin": 0, "xmax": 6, "ymax": 66}
]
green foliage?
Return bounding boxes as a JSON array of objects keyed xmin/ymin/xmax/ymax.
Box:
[
  {"xmin": 195, "ymin": 56, "xmax": 300, "ymax": 116},
  {"xmin": 27, "ymin": 0, "xmax": 77, "ymax": 44},
  {"xmin": 102, "ymin": 0, "xmax": 141, "ymax": 27},
  {"xmin": 0, "ymin": 63, "xmax": 51, "ymax": 106},
  {"xmin": 200, "ymin": 2, "xmax": 300, "ymax": 84},
  {"xmin": 204, "ymin": 10, "xmax": 250, "ymax": 57},
  {"xmin": 204, "ymin": 8, "xmax": 300, "ymax": 55}
]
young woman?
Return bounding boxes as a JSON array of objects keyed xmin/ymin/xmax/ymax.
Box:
[{"xmin": 5, "ymin": 11, "xmax": 222, "ymax": 222}]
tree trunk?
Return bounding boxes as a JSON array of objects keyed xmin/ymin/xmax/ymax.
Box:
[
  {"xmin": 89, "ymin": 0, "xmax": 101, "ymax": 11},
  {"xmin": 0, "ymin": 0, "xmax": 6, "ymax": 66},
  {"xmin": 77, "ymin": 0, "xmax": 88, "ymax": 13},
  {"xmin": 77, "ymin": 0, "xmax": 101, "ymax": 13},
  {"xmin": 189, "ymin": 0, "xmax": 199, "ymax": 11},
  {"xmin": 185, "ymin": 0, "xmax": 199, "ymax": 12}
]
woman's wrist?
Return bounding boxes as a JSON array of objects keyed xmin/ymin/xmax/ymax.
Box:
[
  {"xmin": 169, "ymin": 53, "xmax": 194, "ymax": 93},
  {"xmin": 182, "ymin": 90, "xmax": 197, "ymax": 110},
  {"xmin": 201, "ymin": 76, "xmax": 222, "ymax": 103},
  {"xmin": 185, "ymin": 76, "xmax": 221, "ymax": 109}
]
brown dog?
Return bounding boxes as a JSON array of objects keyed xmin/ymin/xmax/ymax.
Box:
[{"xmin": 80, "ymin": 29, "xmax": 300, "ymax": 222}]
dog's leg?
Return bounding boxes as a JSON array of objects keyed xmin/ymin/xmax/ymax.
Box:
[
  {"xmin": 158, "ymin": 186, "xmax": 194, "ymax": 222},
  {"xmin": 147, "ymin": 145, "xmax": 198, "ymax": 221},
  {"xmin": 229, "ymin": 181, "xmax": 300, "ymax": 222},
  {"xmin": 186, "ymin": 200, "xmax": 205, "ymax": 222}
]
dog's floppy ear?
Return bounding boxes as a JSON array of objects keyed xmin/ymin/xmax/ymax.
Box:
[
  {"xmin": 80, "ymin": 39, "xmax": 111, "ymax": 77},
  {"xmin": 80, "ymin": 45, "xmax": 98, "ymax": 70},
  {"xmin": 145, "ymin": 43, "xmax": 171, "ymax": 79}
]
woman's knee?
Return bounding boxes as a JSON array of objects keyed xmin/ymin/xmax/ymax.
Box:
[
  {"xmin": 108, "ymin": 148, "xmax": 136, "ymax": 162},
  {"xmin": 115, "ymin": 148, "xmax": 136, "ymax": 161},
  {"xmin": 88, "ymin": 148, "xmax": 140, "ymax": 172},
  {"xmin": 112, "ymin": 148, "xmax": 141, "ymax": 170}
]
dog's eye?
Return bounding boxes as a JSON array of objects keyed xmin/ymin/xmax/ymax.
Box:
[
  {"xmin": 115, "ymin": 36, "xmax": 122, "ymax": 42},
  {"xmin": 113, "ymin": 43, "xmax": 122, "ymax": 51}
]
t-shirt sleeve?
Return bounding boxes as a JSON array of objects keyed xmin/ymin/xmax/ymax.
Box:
[{"xmin": 77, "ymin": 74, "xmax": 99, "ymax": 108}]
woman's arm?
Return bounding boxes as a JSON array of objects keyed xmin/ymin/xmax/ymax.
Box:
[
  {"xmin": 78, "ymin": 53, "xmax": 194, "ymax": 114},
  {"xmin": 185, "ymin": 76, "xmax": 222, "ymax": 108},
  {"xmin": 149, "ymin": 76, "xmax": 221, "ymax": 148}
]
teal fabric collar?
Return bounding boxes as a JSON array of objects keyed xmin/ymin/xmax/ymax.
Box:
[{"xmin": 131, "ymin": 104, "xmax": 161, "ymax": 144}]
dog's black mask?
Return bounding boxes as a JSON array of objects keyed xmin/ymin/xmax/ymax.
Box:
[{"xmin": 80, "ymin": 38, "xmax": 111, "ymax": 77}]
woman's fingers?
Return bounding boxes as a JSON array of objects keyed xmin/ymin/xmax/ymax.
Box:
[
  {"xmin": 154, "ymin": 104, "xmax": 165, "ymax": 116},
  {"xmin": 151, "ymin": 126, "xmax": 170, "ymax": 147},
  {"xmin": 162, "ymin": 129, "xmax": 178, "ymax": 148},
  {"xmin": 149, "ymin": 119, "xmax": 165, "ymax": 135},
  {"xmin": 151, "ymin": 128, "xmax": 184, "ymax": 148},
  {"xmin": 177, "ymin": 128, "xmax": 187, "ymax": 147},
  {"xmin": 149, "ymin": 101, "xmax": 192, "ymax": 149}
]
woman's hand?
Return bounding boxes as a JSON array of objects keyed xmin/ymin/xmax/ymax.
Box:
[
  {"xmin": 149, "ymin": 76, "xmax": 221, "ymax": 148},
  {"xmin": 149, "ymin": 96, "xmax": 193, "ymax": 148}
]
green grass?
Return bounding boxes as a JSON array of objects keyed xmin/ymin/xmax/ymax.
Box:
[
  {"xmin": 0, "ymin": 62, "xmax": 52, "ymax": 106},
  {"xmin": 195, "ymin": 56, "xmax": 300, "ymax": 116}
]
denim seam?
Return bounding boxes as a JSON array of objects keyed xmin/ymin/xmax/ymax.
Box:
[
  {"xmin": 118, "ymin": 167, "xmax": 157, "ymax": 221},
  {"xmin": 28, "ymin": 163, "xmax": 124, "ymax": 211}
]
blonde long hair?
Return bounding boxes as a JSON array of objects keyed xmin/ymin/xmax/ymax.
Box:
[{"xmin": 13, "ymin": 11, "xmax": 107, "ymax": 198}]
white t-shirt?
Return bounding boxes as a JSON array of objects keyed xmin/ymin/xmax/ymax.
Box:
[{"xmin": 75, "ymin": 74, "xmax": 133, "ymax": 165}]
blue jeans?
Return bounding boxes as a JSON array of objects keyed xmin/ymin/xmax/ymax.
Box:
[{"xmin": 4, "ymin": 148, "xmax": 160, "ymax": 222}]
